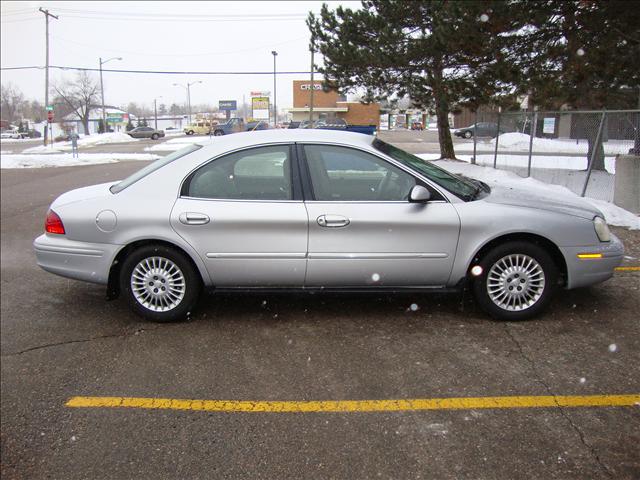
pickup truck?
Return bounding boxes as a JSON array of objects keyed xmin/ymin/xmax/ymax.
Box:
[{"xmin": 211, "ymin": 118, "xmax": 269, "ymax": 136}]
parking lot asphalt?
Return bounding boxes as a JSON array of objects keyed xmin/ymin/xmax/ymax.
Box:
[{"xmin": 1, "ymin": 162, "xmax": 639, "ymax": 479}]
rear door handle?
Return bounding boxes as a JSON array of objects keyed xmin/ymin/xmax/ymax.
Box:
[
  {"xmin": 317, "ymin": 214, "xmax": 350, "ymax": 228},
  {"xmin": 179, "ymin": 212, "xmax": 210, "ymax": 225}
]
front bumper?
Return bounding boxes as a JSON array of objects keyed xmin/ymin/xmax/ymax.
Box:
[
  {"xmin": 34, "ymin": 234, "xmax": 122, "ymax": 285},
  {"xmin": 562, "ymin": 233, "xmax": 624, "ymax": 289}
]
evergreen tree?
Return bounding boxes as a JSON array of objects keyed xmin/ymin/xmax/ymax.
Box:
[
  {"xmin": 126, "ymin": 118, "xmax": 134, "ymax": 131},
  {"xmin": 97, "ymin": 119, "xmax": 106, "ymax": 134},
  {"xmin": 308, "ymin": 0, "xmax": 521, "ymax": 159},
  {"xmin": 506, "ymin": 0, "xmax": 640, "ymax": 168},
  {"xmin": 136, "ymin": 117, "xmax": 142, "ymax": 127},
  {"xmin": 141, "ymin": 118, "xmax": 148, "ymax": 127}
]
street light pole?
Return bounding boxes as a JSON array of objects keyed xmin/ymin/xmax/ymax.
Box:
[
  {"xmin": 173, "ymin": 81, "xmax": 202, "ymax": 125},
  {"xmin": 99, "ymin": 56, "xmax": 122, "ymax": 135},
  {"xmin": 271, "ymin": 50, "xmax": 278, "ymax": 127},
  {"xmin": 154, "ymin": 96, "xmax": 163, "ymax": 130}
]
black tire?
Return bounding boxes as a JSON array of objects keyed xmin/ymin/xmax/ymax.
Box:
[
  {"xmin": 472, "ymin": 241, "xmax": 558, "ymax": 321},
  {"xmin": 213, "ymin": 130, "xmax": 224, "ymax": 136},
  {"xmin": 120, "ymin": 244, "xmax": 202, "ymax": 322},
  {"xmin": 463, "ymin": 130, "xmax": 472, "ymax": 139},
  {"xmin": 151, "ymin": 133, "xmax": 159, "ymax": 140}
]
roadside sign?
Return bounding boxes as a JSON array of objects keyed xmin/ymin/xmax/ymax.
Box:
[
  {"xmin": 47, "ymin": 111, "xmax": 54, "ymax": 123},
  {"xmin": 219, "ymin": 100, "xmax": 237, "ymax": 111},
  {"xmin": 46, "ymin": 105, "xmax": 53, "ymax": 111}
]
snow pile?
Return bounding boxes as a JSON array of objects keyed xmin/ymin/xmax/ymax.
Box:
[
  {"xmin": 485, "ymin": 132, "xmax": 630, "ymax": 155},
  {"xmin": 421, "ymin": 156, "xmax": 639, "ymax": 229},
  {"xmin": 145, "ymin": 136, "xmax": 199, "ymax": 152},
  {"xmin": 1, "ymin": 153, "xmax": 159, "ymax": 169},
  {"xmin": 22, "ymin": 132, "xmax": 140, "ymax": 153}
]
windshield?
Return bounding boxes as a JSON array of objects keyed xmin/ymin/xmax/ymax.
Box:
[
  {"xmin": 110, "ymin": 144, "xmax": 201, "ymax": 194},
  {"xmin": 372, "ymin": 139, "xmax": 478, "ymax": 201}
]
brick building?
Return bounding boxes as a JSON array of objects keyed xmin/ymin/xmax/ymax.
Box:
[{"xmin": 287, "ymin": 80, "xmax": 380, "ymax": 126}]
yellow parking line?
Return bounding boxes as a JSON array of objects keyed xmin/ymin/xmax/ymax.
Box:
[
  {"xmin": 615, "ymin": 266, "xmax": 640, "ymax": 271},
  {"xmin": 66, "ymin": 394, "xmax": 640, "ymax": 413}
]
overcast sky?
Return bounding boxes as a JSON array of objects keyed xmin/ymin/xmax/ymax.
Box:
[{"xmin": 1, "ymin": 1, "xmax": 357, "ymax": 112}]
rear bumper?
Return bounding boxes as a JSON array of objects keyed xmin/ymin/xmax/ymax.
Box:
[
  {"xmin": 562, "ymin": 233, "xmax": 624, "ymax": 289},
  {"xmin": 34, "ymin": 234, "xmax": 122, "ymax": 285}
]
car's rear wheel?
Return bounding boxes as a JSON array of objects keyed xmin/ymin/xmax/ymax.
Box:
[
  {"xmin": 214, "ymin": 130, "xmax": 224, "ymax": 136},
  {"xmin": 120, "ymin": 245, "xmax": 201, "ymax": 322},
  {"xmin": 187, "ymin": 130, "xmax": 194, "ymax": 135},
  {"xmin": 151, "ymin": 133, "xmax": 159, "ymax": 140},
  {"xmin": 463, "ymin": 130, "xmax": 472, "ymax": 139},
  {"xmin": 472, "ymin": 241, "xmax": 558, "ymax": 321}
]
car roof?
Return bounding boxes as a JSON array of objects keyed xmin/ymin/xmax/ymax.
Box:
[{"xmin": 192, "ymin": 128, "xmax": 375, "ymax": 154}]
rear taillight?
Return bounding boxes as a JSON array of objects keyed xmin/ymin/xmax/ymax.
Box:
[{"xmin": 45, "ymin": 210, "xmax": 65, "ymax": 234}]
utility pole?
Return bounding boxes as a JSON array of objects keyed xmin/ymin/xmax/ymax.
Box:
[
  {"xmin": 309, "ymin": 48, "xmax": 315, "ymax": 124},
  {"xmin": 271, "ymin": 51, "xmax": 278, "ymax": 127},
  {"xmin": 39, "ymin": 7, "xmax": 58, "ymax": 146},
  {"xmin": 99, "ymin": 57, "xmax": 122, "ymax": 135},
  {"xmin": 154, "ymin": 96, "xmax": 162, "ymax": 130}
]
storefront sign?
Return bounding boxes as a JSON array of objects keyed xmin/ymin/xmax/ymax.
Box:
[{"xmin": 300, "ymin": 84, "xmax": 322, "ymax": 91}]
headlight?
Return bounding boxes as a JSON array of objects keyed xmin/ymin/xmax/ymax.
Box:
[{"xmin": 594, "ymin": 216, "xmax": 611, "ymax": 242}]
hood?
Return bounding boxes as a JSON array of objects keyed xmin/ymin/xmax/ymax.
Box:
[
  {"xmin": 51, "ymin": 182, "xmax": 115, "ymax": 208},
  {"xmin": 484, "ymin": 184, "xmax": 602, "ymax": 220}
]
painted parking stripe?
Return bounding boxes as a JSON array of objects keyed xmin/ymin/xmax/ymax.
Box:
[
  {"xmin": 66, "ymin": 394, "xmax": 640, "ymax": 413},
  {"xmin": 615, "ymin": 266, "xmax": 640, "ymax": 272}
]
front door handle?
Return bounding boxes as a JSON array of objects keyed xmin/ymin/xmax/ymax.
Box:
[
  {"xmin": 317, "ymin": 214, "xmax": 350, "ymax": 228},
  {"xmin": 179, "ymin": 212, "xmax": 210, "ymax": 225}
]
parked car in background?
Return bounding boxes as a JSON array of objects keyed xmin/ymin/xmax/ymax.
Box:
[
  {"xmin": 454, "ymin": 122, "xmax": 506, "ymax": 139},
  {"xmin": 34, "ymin": 129, "xmax": 623, "ymax": 323},
  {"xmin": 287, "ymin": 121, "xmax": 301, "ymax": 129},
  {"xmin": 411, "ymin": 121, "xmax": 424, "ymax": 130},
  {"xmin": 128, "ymin": 127, "xmax": 165, "ymax": 140},
  {"xmin": 1, "ymin": 130, "xmax": 21, "ymax": 139},
  {"xmin": 184, "ymin": 121, "xmax": 217, "ymax": 136}
]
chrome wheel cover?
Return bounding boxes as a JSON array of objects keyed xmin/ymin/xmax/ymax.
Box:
[
  {"xmin": 131, "ymin": 256, "xmax": 185, "ymax": 312},
  {"xmin": 486, "ymin": 254, "xmax": 545, "ymax": 312}
]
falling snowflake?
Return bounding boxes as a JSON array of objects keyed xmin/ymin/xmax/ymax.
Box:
[
  {"xmin": 576, "ymin": 48, "xmax": 585, "ymax": 56},
  {"xmin": 410, "ymin": 303, "xmax": 419, "ymax": 312},
  {"xmin": 479, "ymin": 13, "xmax": 489, "ymax": 22},
  {"xmin": 371, "ymin": 273, "xmax": 381, "ymax": 282},
  {"xmin": 608, "ymin": 343, "xmax": 617, "ymax": 352}
]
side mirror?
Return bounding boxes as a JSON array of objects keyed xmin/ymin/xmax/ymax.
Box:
[{"xmin": 409, "ymin": 185, "xmax": 431, "ymax": 203}]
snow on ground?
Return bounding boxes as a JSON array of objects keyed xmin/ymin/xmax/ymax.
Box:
[
  {"xmin": 144, "ymin": 136, "xmax": 200, "ymax": 152},
  {"xmin": 0, "ymin": 137, "xmax": 41, "ymax": 145},
  {"xmin": 455, "ymin": 151, "xmax": 615, "ymax": 173},
  {"xmin": 457, "ymin": 132, "xmax": 631, "ymax": 155},
  {"xmin": 417, "ymin": 155, "xmax": 639, "ymax": 230},
  {"xmin": 22, "ymin": 132, "xmax": 140, "ymax": 153},
  {"xmin": 1, "ymin": 153, "xmax": 159, "ymax": 169}
]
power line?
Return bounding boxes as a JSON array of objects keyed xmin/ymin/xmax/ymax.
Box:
[
  {"xmin": 50, "ymin": 33, "xmax": 309, "ymax": 58},
  {"xmin": 1, "ymin": 65, "xmax": 321, "ymax": 75}
]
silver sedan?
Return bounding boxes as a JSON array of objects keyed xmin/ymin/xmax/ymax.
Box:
[{"xmin": 34, "ymin": 129, "xmax": 624, "ymax": 322}]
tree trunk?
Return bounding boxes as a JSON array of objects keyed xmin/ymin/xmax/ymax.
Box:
[
  {"xmin": 81, "ymin": 115, "xmax": 90, "ymax": 136},
  {"xmin": 436, "ymin": 100, "xmax": 455, "ymax": 159}
]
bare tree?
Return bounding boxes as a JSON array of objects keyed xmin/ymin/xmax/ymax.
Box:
[
  {"xmin": 53, "ymin": 71, "xmax": 100, "ymax": 135},
  {"xmin": 0, "ymin": 83, "xmax": 25, "ymax": 124}
]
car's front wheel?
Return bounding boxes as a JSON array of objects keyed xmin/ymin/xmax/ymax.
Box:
[
  {"xmin": 463, "ymin": 130, "xmax": 472, "ymax": 139},
  {"xmin": 213, "ymin": 130, "xmax": 224, "ymax": 136},
  {"xmin": 151, "ymin": 133, "xmax": 159, "ymax": 140},
  {"xmin": 472, "ymin": 241, "xmax": 558, "ymax": 321},
  {"xmin": 120, "ymin": 244, "xmax": 201, "ymax": 322}
]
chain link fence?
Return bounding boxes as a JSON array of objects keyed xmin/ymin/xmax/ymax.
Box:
[{"xmin": 465, "ymin": 110, "xmax": 639, "ymax": 202}]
